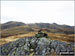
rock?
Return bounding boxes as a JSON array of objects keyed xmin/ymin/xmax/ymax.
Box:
[
  {"xmin": 0, "ymin": 37, "xmax": 74, "ymax": 56},
  {"xmin": 35, "ymin": 37, "xmax": 51, "ymax": 55}
]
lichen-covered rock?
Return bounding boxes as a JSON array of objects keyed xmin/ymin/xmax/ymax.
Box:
[
  {"xmin": 35, "ymin": 37, "xmax": 51, "ymax": 56},
  {"xmin": 0, "ymin": 37, "xmax": 74, "ymax": 56}
]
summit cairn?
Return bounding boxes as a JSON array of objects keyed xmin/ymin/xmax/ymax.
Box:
[{"xmin": 35, "ymin": 29, "xmax": 48, "ymax": 38}]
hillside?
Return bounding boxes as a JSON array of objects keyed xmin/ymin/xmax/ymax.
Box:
[
  {"xmin": 1, "ymin": 21, "xmax": 74, "ymax": 38},
  {"xmin": 1, "ymin": 21, "xmax": 25, "ymax": 30},
  {"xmin": 28, "ymin": 23, "xmax": 74, "ymax": 34},
  {"xmin": 0, "ymin": 21, "xmax": 74, "ymax": 55}
]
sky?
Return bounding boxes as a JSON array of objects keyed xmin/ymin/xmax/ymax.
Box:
[{"xmin": 1, "ymin": 1, "xmax": 74, "ymax": 26}]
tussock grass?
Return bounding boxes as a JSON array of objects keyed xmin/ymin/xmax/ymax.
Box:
[{"xmin": 0, "ymin": 32, "xmax": 74, "ymax": 46}]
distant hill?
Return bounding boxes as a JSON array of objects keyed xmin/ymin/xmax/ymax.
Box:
[
  {"xmin": 1, "ymin": 21, "xmax": 25, "ymax": 30},
  {"xmin": 27, "ymin": 23, "xmax": 74, "ymax": 34},
  {"xmin": 1, "ymin": 21, "xmax": 74, "ymax": 37}
]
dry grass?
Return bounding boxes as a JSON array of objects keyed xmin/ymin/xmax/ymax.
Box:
[
  {"xmin": 0, "ymin": 32, "xmax": 37, "ymax": 45},
  {"xmin": 48, "ymin": 33, "xmax": 74, "ymax": 42},
  {"xmin": 0, "ymin": 32, "xmax": 74, "ymax": 46}
]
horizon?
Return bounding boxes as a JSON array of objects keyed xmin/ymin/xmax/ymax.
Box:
[
  {"xmin": 1, "ymin": 21, "xmax": 74, "ymax": 26},
  {"xmin": 1, "ymin": 1, "xmax": 74, "ymax": 26}
]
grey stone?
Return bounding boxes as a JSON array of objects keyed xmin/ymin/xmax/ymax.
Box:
[{"xmin": 0, "ymin": 37, "xmax": 74, "ymax": 56}]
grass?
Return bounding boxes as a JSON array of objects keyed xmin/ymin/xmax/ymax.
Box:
[
  {"xmin": 1, "ymin": 26, "xmax": 34, "ymax": 38},
  {"xmin": 0, "ymin": 32, "xmax": 74, "ymax": 46}
]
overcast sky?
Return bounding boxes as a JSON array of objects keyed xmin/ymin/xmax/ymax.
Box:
[{"xmin": 1, "ymin": 1, "xmax": 74, "ymax": 26}]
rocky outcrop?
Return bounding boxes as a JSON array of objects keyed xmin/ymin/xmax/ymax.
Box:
[{"xmin": 0, "ymin": 37, "xmax": 74, "ymax": 56}]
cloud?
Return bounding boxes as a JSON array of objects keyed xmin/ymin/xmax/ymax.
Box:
[{"xmin": 1, "ymin": 1, "xmax": 74, "ymax": 26}]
